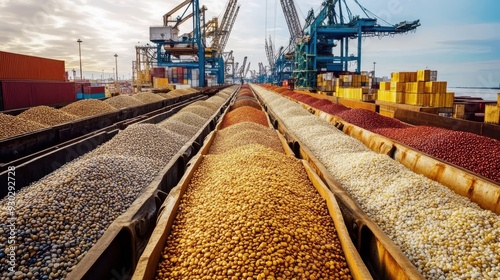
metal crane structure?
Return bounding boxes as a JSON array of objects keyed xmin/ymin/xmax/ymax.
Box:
[
  {"xmin": 264, "ymin": 0, "xmax": 303, "ymax": 85},
  {"xmin": 133, "ymin": 45, "xmax": 157, "ymax": 88},
  {"xmin": 211, "ymin": 0, "xmax": 240, "ymax": 56},
  {"xmin": 151, "ymin": 0, "xmax": 206, "ymax": 86},
  {"xmin": 294, "ymin": 0, "xmax": 420, "ymax": 89},
  {"xmin": 149, "ymin": 0, "xmax": 240, "ymax": 86},
  {"xmin": 236, "ymin": 56, "xmax": 247, "ymax": 83}
]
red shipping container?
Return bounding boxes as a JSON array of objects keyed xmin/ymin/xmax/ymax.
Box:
[
  {"xmin": 0, "ymin": 51, "xmax": 65, "ymax": 81},
  {"xmin": 1, "ymin": 80, "xmax": 76, "ymax": 110},
  {"xmin": 83, "ymin": 86, "xmax": 105, "ymax": 94},
  {"xmin": 177, "ymin": 67, "xmax": 183, "ymax": 80},
  {"xmin": 153, "ymin": 67, "xmax": 165, "ymax": 78}
]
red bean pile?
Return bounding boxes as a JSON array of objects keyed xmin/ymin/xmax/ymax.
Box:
[
  {"xmin": 374, "ymin": 126, "xmax": 500, "ymax": 182},
  {"xmin": 264, "ymin": 86, "xmax": 500, "ymax": 184},
  {"xmin": 336, "ymin": 109, "xmax": 410, "ymax": 130}
]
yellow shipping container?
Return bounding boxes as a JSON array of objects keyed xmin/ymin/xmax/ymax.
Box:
[
  {"xmin": 390, "ymin": 82, "xmax": 405, "ymax": 92},
  {"xmin": 423, "ymin": 93, "xmax": 431, "ymax": 107},
  {"xmin": 378, "ymin": 90, "xmax": 404, "ymax": 103},
  {"xmin": 417, "ymin": 70, "xmax": 431, "ymax": 82},
  {"xmin": 407, "ymin": 72, "xmax": 417, "ymax": 82},
  {"xmin": 484, "ymin": 104, "xmax": 500, "ymax": 124},
  {"xmin": 453, "ymin": 103, "xmax": 465, "ymax": 119},
  {"xmin": 405, "ymin": 93, "xmax": 425, "ymax": 106},
  {"xmin": 379, "ymin": 81, "xmax": 390, "ymax": 91},
  {"xmin": 406, "ymin": 82, "xmax": 425, "ymax": 93},
  {"xmin": 424, "ymin": 81, "xmax": 447, "ymax": 94},
  {"xmin": 317, "ymin": 74, "xmax": 323, "ymax": 83},
  {"xmin": 497, "ymin": 93, "xmax": 500, "ymax": 106},
  {"xmin": 153, "ymin": 77, "xmax": 169, "ymax": 88},
  {"xmin": 391, "ymin": 72, "xmax": 405, "ymax": 82},
  {"xmin": 379, "ymin": 108, "xmax": 395, "ymax": 118},
  {"xmin": 445, "ymin": 92, "xmax": 455, "ymax": 107}
]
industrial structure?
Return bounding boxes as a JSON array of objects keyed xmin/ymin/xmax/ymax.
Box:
[
  {"xmin": 265, "ymin": 0, "xmax": 420, "ymax": 89},
  {"xmin": 134, "ymin": 0, "xmax": 240, "ymax": 88}
]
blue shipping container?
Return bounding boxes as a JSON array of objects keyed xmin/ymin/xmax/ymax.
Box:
[
  {"xmin": 77, "ymin": 93, "xmax": 83, "ymax": 99},
  {"xmin": 83, "ymin": 93, "xmax": 105, "ymax": 99}
]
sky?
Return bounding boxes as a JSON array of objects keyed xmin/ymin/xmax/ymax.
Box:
[{"xmin": 0, "ymin": 0, "xmax": 499, "ymax": 87}]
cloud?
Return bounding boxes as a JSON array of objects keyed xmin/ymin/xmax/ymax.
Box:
[{"xmin": 0, "ymin": 0, "xmax": 499, "ymax": 86}]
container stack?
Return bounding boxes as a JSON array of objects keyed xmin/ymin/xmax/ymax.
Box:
[
  {"xmin": 377, "ymin": 70, "xmax": 454, "ymax": 108},
  {"xmin": 334, "ymin": 74, "xmax": 373, "ymax": 101},
  {"xmin": 484, "ymin": 93, "xmax": 500, "ymax": 124},
  {"xmin": 83, "ymin": 86, "xmax": 105, "ymax": 99},
  {"xmin": 0, "ymin": 51, "xmax": 76, "ymax": 110},
  {"xmin": 316, "ymin": 72, "xmax": 335, "ymax": 93}
]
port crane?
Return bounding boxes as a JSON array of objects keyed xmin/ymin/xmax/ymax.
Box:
[
  {"xmin": 149, "ymin": 0, "xmax": 240, "ymax": 86},
  {"xmin": 266, "ymin": 0, "xmax": 420, "ymax": 89},
  {"xmin": 294, "ymin": 0, "xmax": 420, "ymax": 89}
]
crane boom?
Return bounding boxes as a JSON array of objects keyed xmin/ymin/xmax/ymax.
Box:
[
  {"xmin": 211, "ymin": 0, "xmax": 239, "ymax": 56},
  {"xmin": 217, "ymin": 5, "xmax": 240, "ymax": 54},
  {"xmin": 163, "ymin": 0, "xmax": 191, "ymax": 26},
  {"xmin": 280, "ymin": 0, "xmax": 302, "ymax": 44},
  {"xmin": 244, "ymin": 61, "xmax": 251, "ymax": 78}
]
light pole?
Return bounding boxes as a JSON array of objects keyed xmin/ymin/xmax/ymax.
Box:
[
  {"xmin": 114, "ymin": 54, "xmax": 118, "ymax": 84},
  {"xmin": 77, "ymin": 39, "xmax": 83, "ymax": 81},
  {"xmin": 102, "ymin": 69, "xmax": 104, "ymax": 84}
]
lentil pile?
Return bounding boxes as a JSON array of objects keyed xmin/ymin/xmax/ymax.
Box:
[
  {"xmin": 60, "ymin": 99, "xmax": 117, "ymax": 117},
  {"xmin": 0, "ymin": 113, "xmax": 48, "ymax": 140},
  {"xmin": 17, "ymin": 106, "xmax": 79, "ymax": 126},
  {"xmin": 0, "ymin": 86, "xmax": 236, "ymax": 279},
  {"xmin": 252, "ymin": 84, "xmax": 500, "ymax": 279},
  {"xmin": 209, "ymin": 122, "xmax": 284, "ymax": 154},
  {"xmin": 133, "ymin": 92, "xmax": 165, "ymax": 103},
  {"xmin": 104, "ymin": 95, "xmax": 144, "ymax": 109},
  {"xmin": 156, "ymin": 144, "xmax": 352, "ymax": 280},
  {"xmin": 220, "ymin": 106, "xmax": 268, "ymax": 129},
  {"xmin": 231, "ymin": 99, "xmax": 262, "ymax": 111}
]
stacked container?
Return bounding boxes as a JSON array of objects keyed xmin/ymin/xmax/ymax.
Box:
[
  {"xmin": 0, "ymin": 51, "xmax": 75, "ymax": 110},
  {"xmin": 83, "ymin": 86, "xmax": 105, "ymax": 99}
]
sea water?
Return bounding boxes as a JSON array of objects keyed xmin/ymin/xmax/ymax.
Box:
[{"xmin": 450, "ymin": 87, "xmax": 499, "ymax": 101}]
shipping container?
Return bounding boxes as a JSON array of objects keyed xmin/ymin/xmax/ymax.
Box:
[
  {"xmin": 84, "ymin": 86, "xmax": 105, "ymax": 94},
  {"xmin": 0, "ymin": 80, "xmax": 76, "ymax": 110},
  {"xmin": 82, "ymin": 93, "xmax": 105, "ymax": 99},
  {"xmin": 0, "ymin": 51, "xmax": 65, "ymax": 81},
  {"xmin": 177, "ymin": 67, "xmax": 183, "ymax": 81},
  {"xmin": 153, "ymin": 67, "xmax": 166, "ymax": 78}
]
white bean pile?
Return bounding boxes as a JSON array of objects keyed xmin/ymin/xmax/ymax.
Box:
[
  {"xmin": 0, "ymin": 87, "xmax": 236, "ymax": 279},
  {"xmin": 251, "ymin": 85, "xmax": 500, "ymax": 280}
]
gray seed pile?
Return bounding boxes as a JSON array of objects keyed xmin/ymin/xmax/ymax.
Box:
[
  {"xmin": 90, "ymin": 123, "xmax": 186, "ymax": 170},
  {"xmin": 133, "ymin": 92, "xmax": 165, "ymax": 103},
  {"xmin": 0, "ymin": 87, "xmax": 234, "ymax": 279},
  {"xmin": 205, "ymin": 96, "xmax": 226, "ymax": 106},
  {"xmin": 0, "ymin": 155, "xmax": 157, "ymax": 279},
  {"xmin": 252, "ymin": 84, "xmax": 500, "ymax": 280},
  {"xmin": 17, "ymin": 106, "xmax": 79, "ymax": 126},
  {"xmin": 179, "ymin": 105, "xmax": 214, "ymax": 118},
  {"xmin": 0, "ymin": 113, "xmax": 48, "ymax": 140},
  {"xmin": 60, "ymin": 99, "xmax": 117, "ymax": 117},
  {"xmin": 169, "ymin": 112, "xmax": 208, "ymax": 128},
  {"xmin": 189, "ymin": 101, "xmax": 220, "ymax": 111},
  {"xmin": 104, "ymin": 95, "xmax": 144, "ymax": 109},
  {"xmin": 209, "ymin": 122, "xmax": 284, "ymax": 154},
  {"xmin": 158, "ymin": 119, "xmax": 200, "ymax": 139}
]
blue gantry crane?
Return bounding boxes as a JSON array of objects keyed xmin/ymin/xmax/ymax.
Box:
[
  {"xmin": 294, "ymin": 0, "xmax": 420, "ymax": 89},
  {"xmin": 149, "ymin": 0, "xmax": 239, "ymax": 86},
  {"xmin": 266, "ymin": 0, "xmax": 420, "ymax": 89}
]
